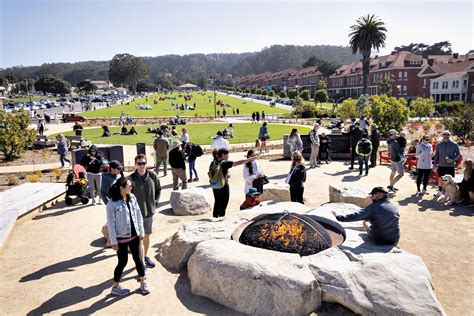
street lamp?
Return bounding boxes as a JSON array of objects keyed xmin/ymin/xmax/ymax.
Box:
[{"xmin": 210, "ymin": 74, "xmax": 217, "ymax": 118}]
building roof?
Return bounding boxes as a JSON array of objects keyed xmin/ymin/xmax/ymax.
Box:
[
  {"xmin": 178, "ymin": 83, "xmax": 198, "ymax": 88},
  {"xmin": 435, "ymin": 71, "xmax": 469, "ymax": 80}
]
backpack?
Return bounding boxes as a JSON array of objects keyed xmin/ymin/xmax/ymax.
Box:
[
  {"xmin": 208, "ymin": 160, "xmax": 226, "ymax": 189},
  {"xmin": 194, "ymin": 144, "xmax": 203, "ymax": 157},
  {"xmin": 357, "ymin": 139, "xmax": 372, "ymax": 156}
]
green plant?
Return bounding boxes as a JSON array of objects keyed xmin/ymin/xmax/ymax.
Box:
[
  {"xmin": 27, "ymin": 171, "xmax": 41, "ymax": 183},
  {"xmin": 0, "ymin": 109, "xmax": 36, "ymax": 161},
  {"xmin": 41, "ymin": 149, "xmax": 52, "ymax": 162},
  {"xmin": 279, "ymin": 90, "xmax": 287, "ymax": 98},
  {"xmin": 442, "ymin": 103, "xmax": 474, "ymax": 144},
  {"xmin": 300, "ymin": 90, "xmax": 310, "ymax": 101},
  {"xmin": 410, "ymin": 97, "xmax": 435, "ymax": 119},
  {"xmin": 313, "ymin": 89, "xmax": 329, "ymax": 107},
  {"xmin": 268, "ymin": 90, "xmax": 275, "ymax": 97},
  {"xmin": 288, "ymin": 89, "xmax": 298, "ymax": 100},
  {"xmin": 6, "ymin": 175, "xmax": 19, "ymax": 186},
  {"xmin": 293, "ymin": 104, "xmax": 325, "ymax": 118},
  {"xmin": 369, "ymin": 95, "xmax": 410, "ymax": 135},
  {"xmin": 335, "ymin": 98, "xmax": 358, "ymax": 120}
]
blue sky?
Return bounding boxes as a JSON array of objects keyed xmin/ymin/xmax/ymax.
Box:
[{"xmin": 0, "ymin": 0, "xmax": 472, "ymax": 68}]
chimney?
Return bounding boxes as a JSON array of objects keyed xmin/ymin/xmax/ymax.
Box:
[{"xmin": 453, "ymin": 53, "xmax": 459, "ymax": 59}]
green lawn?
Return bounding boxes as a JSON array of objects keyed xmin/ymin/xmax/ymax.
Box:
[
  {"xmin": 58, "ymin": 123, "xmax": 311, "ymax": 146},
  {"xmin": 7, "ymin": 95, "xmax": 58, "ymax": 103},
  {"xmin": 81, "ymin": 91, "xmax": 290, "ymax": 118},
  {"xmin": 302, "ymin": 101, "xmax": 334, "ymax": 110}
]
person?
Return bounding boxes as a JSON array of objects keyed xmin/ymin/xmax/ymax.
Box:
[
  {"xmin": 168, "ymin": 141, "xmax": 188, "ymax": 190},
  {"xmin": 56, "ymin": 134, "xmax": 71, "ymax": 168},
  {"xmin": 318, "ymin": 132, "xmax": 331, "ymax": 163},
  {"xmin": 258, "ymin": 122, "xmax": 269, "ymax": 154},
  {"xmin": 256, "ymin": 111, "xmax": 260, "ymax": 123},
  {"xmin": 387, "ymin": 129, "xmax": 405, "ymax": 193},
  {"xmin": 208, "ymin": 149, "xmax": 257, "ymax": 218},
  {"xmin": 227, "ymin": 123, "xmax": 234, "ymax": 138},
  {"xmin": 180, "ymin": 128, "xmax": 189, "ymax": 143},
  {"xmin": 262, "ymin": 111, "xmax": 266, "ymax": 122},
  {"xmin": 397, "ymin": 131, "xmax": 407, "ymax": 154},
  {"xmin": 286, "ymin": 150, "xmax": 306, "ymax": 204},
  {"xmin": 415, "ymin": 136, "xmax": 433, "ymax": 196},
  {"xmin": 153, "ymin": 130, "xmax": 169, "ymax": 176},
  {"xmin": 251, "ymin": 112, "xmax": 256, "ymax": 123},
  {"xmin": 408, "ymin": 139, "xmax": 419, "ymax": 154},
  {"xmin": 287, "ymin": 128, "xmax": 303, "ymax": 154},
  {"xmin": 359, "ymin": 115, "xmax": 369, "ymax": 131},
  {"xmin": 106, "ymin": 177, "xmax": 149, "ymax": 296},
  {"xmin": 210, "ymin": 131, "xmax": 230, "ymax": 153},
  {"xmin": 80, "ymin": 145, "xmax": 103, "ymax": 205},
  {"xmin": 129, "ymin": 154, "xmax": 161, "ymax": 269},
  {"xmin": 356, "ymin": 132, "xmax": 372, "ymax": 176},
  {"xmin": 243, "ymin": 149, "xmax": 265, "ymax": 194},
  {"xmin": 458, "ymin": 159, "xmax": 473, "ymax": 206},
  {"xmin": 102, "ymin": 125, "xmax": 111, "ymax": 137},
  {"xmin": 73, "ymin": 122, "xmax": 83, "ymax": 136},
  {"xmin": 349, "ymin": 122, "xmax": 363, "ymax": 170},
  {"xmin": 100, "ymin": 160, "xmax": 123, "ymax": 205},
  {"xmin": 433, "ymin": 130, "xmax": 461, "ymax": 197},
  {"xmin": 369, "ymin": 124, "xmax": 380, "ymax": 167},
  {"xmin": 37, "ymin": 118, "xmax": 45, "ymax": 135},
  {"xmin": 332, "ymin": 187, "xmax": 400, "ymax": 246},
  {"xmin": 309, "ymin": 123, "xmax": 320, "ymax": 168},
  {"xmin": 184, "ymin": 142, "xmax": 202, "ymax": 182},
  {"xmin": 240, "ymin": 188, "xmax": 261, "ymax": 210}
]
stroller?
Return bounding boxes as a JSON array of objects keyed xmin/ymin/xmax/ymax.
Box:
[{"xmin": 65, "ymin": 164, "xmax": 90, "ymax": 205}]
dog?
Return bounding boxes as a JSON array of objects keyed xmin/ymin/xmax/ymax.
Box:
[{"xmin": 438, "ymin": 175, "xmax": 463, "ymax": 206}]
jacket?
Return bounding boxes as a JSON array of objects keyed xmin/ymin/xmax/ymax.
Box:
[
  {"xmin": 243, "ymin": 161, "xmax": 263, "ymax": 193},
  {"xmin": 258, "ymin": 126, "xmax": 268, "ymax": 139},
  {"xmin": 319, "ymin": 135, "xmax": 331, "ymax": 151},
  {"xmin": 106, "ymin": 194, "xmax": 145, "ymax": 246},
  {"xmin": 100, "ymin": 172, "xmax": 119, "ymax": 205},
  {"xmin": 388, "ymin": 139, "xmax": 404, "ymax": 162},
  {"xmin": 57, "ymin": 140, "xmax": 68, "ymax": 156},
  {"xmin": 80, "ymin": 145, "xmax": 103, "ymax": 173},
  {"xmin": 416, "ymin": 142, "xmax": 433, "ymax": 169},
  {"xmin": 240, "ymin": 195, "xmax": 261, "ymax": 210},
  {"xmin": 356, "ymin": 138, "xmax": 372, "ymax": 157},
  {"xmin": 287, "ymin": 135, "xmax": 303, "ymax": 153},
  {"xmin": 288, "ymin": 164, "xmax": 306, "ymax": 188},
  {"xmin": 169, "ymin": 147, "xmax": 186, "ymax": 169},
  {"xmin": 349, "ymin": 126, "xmax": 363, "ymax": 146},
  {"xmin": 129, "ymin": 170, "xmax": 161, "ymax": 218},
  {"xmin": 153, "ymin": 137, "xmax": 169, "ymax": 158},
  {"xmin": 370, "ymin": 129, "xmax": 381, "ymax": 148},
  {"xmin": 310, "ymin": 129, "xmax": 320, "ymax": 145},
  {"xmin": 434, "ymin": 140, "xmax": 460, "ymax": 168}
]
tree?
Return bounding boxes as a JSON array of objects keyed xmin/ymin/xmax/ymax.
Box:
[
  {"xmin": 0, "ymin": 109, "xmax": 36, "ymax": 161},
  {"xmin": 34, "ymin": 75, "xmax": 71, "ymax": 94},
  {"xmin": 5, "ymin": 70, "xmax": 16, "ymax": 83},
  {"xmin": 255, "ymin": 88, "xmax": 262, "ymax": 95},
  {"xmin": 369, "ymin": 95, "xmax": 410, "ymax": 135},
  {"xmin": 109, "ymin": 53, "xmax": 149, "ymax": 93},
  {"xmin": 349, "ymin": 14, "xmax": 387, "ymax": 95},
  {"xmin": 288, "ymin": 89, "xmax": 298, "ymax": 99},
  {"xmin": 250, "ymin": 87, "xmax": 256, "ymax": 94},
  {"xmin": 335, "ymin": 98, "xmax": 359, "ymax": 120},
  {"xmin": 313, "ymin": 89, "xmax": 329, "ymax": 107},
  {"xmin": 261, "ymin": 89, "xmax": 268, "ymax": 96},
  {"xmin": 279, "ymin": 90, "xmax": 287, "ymax": 98},
  {"xmin": 318, "ymin": 79, "xmax": 327, "ymax": 90},
  {"xmin": 268, "ymin": 90, "xmax": 275, "ymax": 97},
  {"xmin": 77, "ymin": 80, "xmax": 97, "ymax": 94},
  {"xmin": 377, "ymin": 75, "xmax": 395, "ymax": 96},
  {"xmin": 442, "ymin": 103, "xmax": 474, "ymax": 144},
  {"xmin": 393, "ymin": 41, "xmax": 452, "ymax": 55},
  {"xmin": 300, "ymin": 89, "xmax": 310, "ymax": 101},
  {"xmin": 293, "ymin": 103, "xmax": 325, "ymax": 118},
  {"xmin": 301, "ymin": 58, "xmax": 340, "ymax": 77},
  {"xmin": 410, "ymin": 97, "xmax": 435, "ymax": 119},
  {"xmin": 244, "ymin": 88, "xmax": 251, "ymax": 93}
]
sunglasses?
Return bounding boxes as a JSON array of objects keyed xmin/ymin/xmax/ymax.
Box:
[{"xmin": 136, "ymin": 162, "xmax": 147, "ymax": 166}]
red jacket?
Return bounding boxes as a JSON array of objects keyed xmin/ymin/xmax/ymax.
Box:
[{"xmin": 240, "ymin": 196, "xmax": 261, "ymax": 210}]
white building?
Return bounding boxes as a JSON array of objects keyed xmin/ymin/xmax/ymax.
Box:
[{"xmin": 430, "ymin": 72, "xmax": 469, "ymax": 102}]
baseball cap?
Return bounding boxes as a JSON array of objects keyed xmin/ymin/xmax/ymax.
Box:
[
  {"xmin": 369, "ymin": 187, "xmax": 388, "ymax": 195},
  {"xmin": 109, "ymin": 160, "xmax": 123, "ymax": 170},
  {"xmin": 388, "ymin": 129, "xmax": 397, "ymax": 135},
  {"xmin": 442, "ymin": 130, "xmax": 451, "ymax": 136},
  {"xmin": 216, "ymin": 131, "xmax": 223, "ymax": 136}
]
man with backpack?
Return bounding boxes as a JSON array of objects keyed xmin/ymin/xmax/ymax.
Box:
[
  {"xmin": 185, "ymin": 142, "xmax": 203, "ymax": 182},
  {"xmin": 356, "ymin": 132, "xmax": 373, "ymax": 176},
  {"xmin": 208, "ymin": 149, "xmax": 257, "ymax": 218},
  {"xmin": 309, "ymin": 123, "xmax": 320, "ymax": 168},
  {"xmin": 169, "ymin": 141, "xmax": 187, "ymax": 190}
]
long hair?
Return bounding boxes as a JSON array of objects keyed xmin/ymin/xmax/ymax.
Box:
[
  {"xmin": 109, "ymin": 177, "xmax": 133, "ymax": 202},
  {"xmin": 464, "ymin": 159, "xmax": 472, "ymax": 182},
  {"xmin": 291, "ymin": 150, "xmax": 304, "ymax": 168},
  {"xmin": 289, "ymin": 128, "xmax": 298, "ymax": 139},
  {"xmin": 246, "ymin": 150, "xmax": 254, "ymax": 175}
]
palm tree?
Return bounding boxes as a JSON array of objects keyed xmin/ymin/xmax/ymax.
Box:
[{"xmin": 349, "ymin": 14, "xmax": 387, "ymax": 95}]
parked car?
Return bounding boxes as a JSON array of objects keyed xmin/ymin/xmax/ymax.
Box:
[{"xmin": 62, "ymin": 113, "xmax": 86, "ymax": 122}]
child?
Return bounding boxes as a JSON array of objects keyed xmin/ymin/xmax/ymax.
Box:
[
  {"xmin": 240, "ymin": 188, "xmax": 261, "ymax": 210},
  {"xmin": 397, "ymin": 131, "xmax": 407, "ymax": 153}
]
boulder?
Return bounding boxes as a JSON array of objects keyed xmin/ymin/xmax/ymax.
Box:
[
  {"xmin": 309, "ymin": 203, "xmax": 365, "ymax": 231},
  {"xmin": 329, "ymin": 185, "xmax": 372, "ymax": 208},
  {"xmin": 169, "ymin": 188, "xmax": 212, "ymax": 216},
  {"xmin": 260, "ymin": 183, "xmax": 291, "ymax": 202},
  {"xmin": 188, "ymin": 239, "xmax": 321, "ymax": 316}
]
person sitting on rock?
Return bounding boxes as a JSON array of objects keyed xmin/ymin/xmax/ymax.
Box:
[
  {"xmin": 332, "ymin": 187, "xmax": 400, "ymax": 246},
  {"xmin": 240, "ymin": 187, "xmax": 261, "ymax": 210}
]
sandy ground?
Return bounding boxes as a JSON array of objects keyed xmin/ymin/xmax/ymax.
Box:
[{"xmin": 0, "ymin": 151, "xmax": 473, "ymax": 315}]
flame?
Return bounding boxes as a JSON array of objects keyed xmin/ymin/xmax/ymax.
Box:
[{"xmin": 259, "ymin": 219, "xmax": 306, "ymax": 248}]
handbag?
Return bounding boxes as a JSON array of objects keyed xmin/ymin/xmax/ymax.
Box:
[
  {"xmin": 261, "ymin": 175, "xmax": 269, "ymax": 185},
  {"xmin": 264, "ymin": 133, "xmax": 270, "ymax": 140}
]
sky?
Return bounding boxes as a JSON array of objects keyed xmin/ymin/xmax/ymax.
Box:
[{"xmin": 0, "ymin": 0, "xmax": 473, "ymax": 68}]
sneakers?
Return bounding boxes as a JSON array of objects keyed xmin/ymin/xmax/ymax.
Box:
[
  {"xmin": 194, "ymin": 177, "xmax": 199, "ymax": 182},
  {"xmin": 434, "ymin": 190, "xmax": 442, "ymax": 197},
  {"xmin": 140, "ymin": 282, "xmax": 150, "ymax": 295},
  {"xmin": 421, "ymin": 189, "xmax": 427, "ymax": 195},
  {"xmin": 416, "ymin": 191, "xmax": 422, "ymax": 196},
  {"xmin": 187, "ymin": 178, "xmax": 193, "ymax": 182},
  {"xmin": 111, "ymin": 284, "xmax": 130, "ymax": 296},
  {"xmin": 348, "ymin": 166, "xmax": 354, "ymax": 170},
  {"xmin": 144, "ymin": 256, "xmax": 156, "ymax": 268},
  {"xmin": 387, "ymin": 186, "xmax": 396, "ymax": 193}
]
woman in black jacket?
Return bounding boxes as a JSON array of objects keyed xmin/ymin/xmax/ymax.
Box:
[
  {"xmin": 286, "ymin": 150, "xmax": 306, "ymax": 204},
  {"xmin": 80, "ymin": 145, "xmax": 104, "ymax": 205}
]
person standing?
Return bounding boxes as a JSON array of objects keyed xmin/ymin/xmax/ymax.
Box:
[
  {"xmin": 153, "ymin": 130, "xmax": 169, "ymax": 176},
  {"xmin": 349, "ymin": 122, "xmax": 363, "ymax": 170},
  {"xmin": 37, "ymin": 118, "xmax": 45, "ymax": 135},
  {"xmin": 208, "ymin": 149, "xmax": 257, "ymax": 218},
  {"xmin": 210, "ymin": 131, "xmax": 230, "ymax": 153},
  {"xmin": 309, "ymin": 123, "xmax": 320, "ymax": 168},
  {"xmin": 80, "ymin": 145, "xmax": 103, "ymax": 205},
  {"xmin": 262, "ymin": 111, "xmax": 266, "ymax": 122},
  {"xmin": 185, "ymin": 142, "xmax": 202, "ymax": 182},
  {"xmin": 169, "ymin": 141, "xmax": 188, "ymax": 190},
  {"xmin": 286, "ymin": 150, "xmax": 306, "ymax": 204},
  {"xmin": 433, "ymin": 130, "xmax": 461, "ymax": 197},
  {"xmin": 106, "ymin": 177, "xmax": 149, "ymax": 295},
  {"xmin": 73, "ymin": 122, "xmax": 83, "ymax": 136},
  {"xmin": 318, "ymin": 132, "xmax": 331, "ymax": 163},
  {"xmin": 100, "ymin": 160, "xmax": 123, "ymax": 205},
  {"xmin": 180, "ymin": 128, "xmax": 189, "ymax": 143},
  {"xmin": 129, "ymin": 154, "xmax": 161, "ymax": 269},
  {"xmin": 56, "ymin": 134, "xmax": 71, "ymax": 168},
  {"xmin": 369, "ymin": 124, "xmax": 381, "ymax": 167},
  {"xmin": 355, "ymin": 132, "xmax": 372, "ymax": 176},
  {"xmin": 251, "ymin": 112, "xmax": 256, "ymax": 123},
  {"xmin": 258, "ymin": 122, "xmax": 269, "ymax": 154},
  {"xmin": 387, "ymin": 129, "xmax": 405, "ymax": 193},
  {"xmin": 256, "ymin": 111, "xmax": 260, "ymax": 123},
  {"xmin": 287, "ymin": 128, "xmax": 303, "ymax": 154},
  {"xmin": 415, "ymin": 136, "xmax": 433, "ymax": 196},
  {"xmin": 243, "ymin": 149, "xmax": 265, "ymax": 194}
]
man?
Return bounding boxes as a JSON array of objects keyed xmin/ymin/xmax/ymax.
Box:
[
  {"xmin": 210, "ymin": 131, "xmax": 230, "ymax": 153},
  {"xmin": 168, "ymin": 141, "xmax": 188, "ymax": 190},
  {"xmin": 208, "ymin": 149, "xmax": 257, "ymax": 218},
  {"xmin": 387, "ymin": 129, "xmax": 405, "ymax": 193},
  {"xmin": 358, "ymin": 115, "xmax": 369, "ymax": 131},
  {"xmin": 73, "ymin": 122, "xmax": 83, "ymax": 136},
  {"xmin": 332, "ymin": 187, "xmax": 400, "ymax": 245},
  {"xmin": 356, "ymin": 132, "xmax": 372, "ymax": 176},
  {"xmin": 434, "ymin": 130, "xmax": 460, "ymax": 197},
  {"xmin": 100, "ymin": 160, "xmax": 123, "ymax": 205},
  {"xmin": 309, "ymin": 123, "xmax": 320, "ymax": 168},
  {"xmin": 180, "ymin": 128, "xmax": 189, "ymax": 143},
  {"xmin": 130, "ymin": 154, "xmax": 161, "ymax": 269},
  {"xmin": 369, "ymin": 124, "xmax": 381, "ymax": 167},
  {"xmin": 153, "ymin": 130, "xmax": 169, "ymax": 176},
  {"xmin": 348, "ymin": 122, "xmax": 363, "ymax": 170}
]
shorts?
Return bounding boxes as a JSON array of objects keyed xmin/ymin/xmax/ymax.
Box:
[
  {"xmin": 390, "ymin": 161, "xmax": 404, "ymax": 175},
  {"xmin": 259, "ymin": 137, "xmax": 266, "ymax": 142},
  {"xmin": 438, "ymin": 166, "xmax": 455, "ymax": 178},
  {"xmin": 143, "ymin": 216, "xmax": 153, "ymax": 235}
]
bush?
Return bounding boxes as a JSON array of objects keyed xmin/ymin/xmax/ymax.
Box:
[
  {"xmin": 369, "ymin": 95, "xmax": 410, "ymax": 135},
  {"xmin": 279, "ymin": 90, "xmax": 287, "ymax": 98},
  {"xmin": 27, "ymin": 171, "xmax": 42, "ymax": 183},
  {"xmin": 300, "ymin": 90, "xmax": 310, "ymax": 101},
  {"xmin": 335, "ymin": 98, "xmax": 358, "ymax": 120},
  {"xmin": 268, "ymin": 90, "xmax": 275, "ymax": 97},
  {"xmin": 250, "ymin": 87, "xmax": 256, "ymax": 94},
  {"xmin": 261, "ymin": 89, "xmax": 268, "ymax": 96},
  {"xmin": 314, "ymin": 89, "xmax": 329, "ymax": 105},
  {"xmin": 435, "ymin": 101, "xmax": 463, "ymax": 114},
  {"xmin": 288, "ymin": 89, "xmax": 298, "ymax": 100},
  {"xmin": 255, "ymin": 88, "xmax": 262, "ymax": 95},
  {"xmin": 442, "ymin": 103, "xmax": 474, "ymax": 144},
  {"xmin": 293, "ymin": 103, "xmax": 326, "ymax": 118},
  {"xmin": 244, "ymin": 88, "xmax": 250, "ymax": 94},
  {"xmin": 410, "ymin": 97, "xmax": 435, "ymax": 118},
  {"xmin": 0, "ymin": 109, "xmax": 36, "ymax": 161},
  {"xmin": 6, "ymin": 175, "xmax": 19, "ymax": 186}
]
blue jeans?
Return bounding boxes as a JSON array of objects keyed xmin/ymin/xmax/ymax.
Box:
[
  {"xmin": 189, "ymin": 159, "xmax": 198, "ymax": 179},
  {"xmin": 60, "ymin": 154, "xmax": 71, "ymax": 167},
  {"xmin": 358, "ymin": 155, "xmax": 369, "ymax": 174}
]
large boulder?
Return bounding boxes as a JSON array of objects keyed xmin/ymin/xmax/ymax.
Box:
[
  {"xmin": 329, "ymin": 185, "xmax": 372, "ymax": 208},
  {"xmin": 188, "ymin": 239, "xmax": 321, "ymax": 316},
  {"xmin": 309, "ymin": 203, "xmax": 365, "ymax": 231},
  {"xmin": 169, "ymin": 188, "xmax": 212, "ymax": 216},
  {"xmin": 260, "ymin": 183, "xmax": 291, "ymax": 202}
]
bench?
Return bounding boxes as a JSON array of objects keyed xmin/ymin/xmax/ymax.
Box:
[
  {"xmin": 65, "ymin": 135, "xmax": 90, "ymax": 149},
  {"xmin": 379, "ymin": 149, "xmax": 391, "ymax": 165},
  {"xmin": 32, "ymin": 135, "xmax": 57, "ymax": 150}
]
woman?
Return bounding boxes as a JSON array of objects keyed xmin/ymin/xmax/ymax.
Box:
[
  {"xmin": 458, "ymin": 159, "xmax": 473, "ymax": 206},
  {"xmin": 287, "ymin": 128, "xmax": 303, "ymax": 154},
  {"xmin": 258, "ymin": 122, "xmax": 269, "ymax": 154},
  {"xmin": 243, "ymin": 150, "xmax": 264, "ymax": 194},
  {"xmin": 106, "ymin": 177, "xmax": 149, "ymax": 296},
  {"xmin": 80, "ymin": 145, "xmax": 103, "ymax": 205},
  {"xmin": 415, "ymin": 136, "xmax": 433, "ymax": 196},
  {"xmin": 56, "ymin": 134, "xmax": 71, "ymax": 168},
  {"xmin": 286, "ymin": 150, "xmax": 306, "ymax": 204},
  {"xmin": 37, "ymin": 118, "xmax": 45, "ymax": 136}
]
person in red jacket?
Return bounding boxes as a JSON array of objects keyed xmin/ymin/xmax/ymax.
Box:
[{"xmin": 240, "ymin": 188, "xmax": 261, "ymax": 210}]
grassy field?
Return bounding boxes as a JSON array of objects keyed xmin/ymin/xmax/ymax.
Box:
[
  {"xmin": 81, "ymin": 91, "xmax": 290, "ymax": 118},
  {"xmin": 7, "ymin": 95, "xmax": 58, "ymax": 103},
  {"xmin": 58, "ymin": 123, "xmax": 311, "ymax": 146}
]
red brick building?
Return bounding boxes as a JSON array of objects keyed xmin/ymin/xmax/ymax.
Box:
[{"xmin": 287, "ymin": 66, "xmax": 325, "ymax": 94}]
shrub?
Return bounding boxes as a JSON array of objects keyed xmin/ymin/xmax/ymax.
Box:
[
  {"xmin": 442, "ymin": 103, "xmax": 474, "ymax": 144},
  {"xmin": 41, "ymin": 149, "xmax": 51, "ymax": 162},
  {"xmin": 288, "ymin": 89, "xmax": 298, "ymax": 100},
  {"xmin": 369, "ymin": 95, "xmax": 410, "ymax": 135},
  {"xmin": 293, "ymin": 103, "xmax": 326, "ymax": 118},
  {"xmin": 435, "ymin": 101, "xmax": 463, "ymax": 114},
  {"xmin": 268, "ymin": 90, "xmax": 275, "ymax": 97},
  {"xmin": 6, "ymin": 175, "xmax": 19, "ymax": 186},
  {"xmin": 261, "ymin": 89, "xmax": 268, "ymax": 96},
  {"xmin": 314, "ymin": 89, "xmax": 329, "ymax": 106},
  {"xmin": 279, "ymin": 90, "xmax": 287, "ymax": 98},
  {"xmin": 0, "ymin": 109, "xmax": 36, "ymax": 161},
  {"xmin": 250, "ymin": 87, "xmax": 256, "ymax": 94},
  {"xmin": 255, "ymin": 88, "xmax": 262, "ymax": 95},
  {"xmin": 410, "ymin": 97, "xmax": 435, "ymax": 118},
  {"xmin": 335, "ymin": 98, "xmax": 358, "ymax": 120},
  {"xmin": 244, "ymin": 88, "xmax": 250, "ymax": 93},
  {"xmin": 300, "ymin": 90, "xmax": 310, "ymax": 101},
  {"xmin": 27, "ymin": 171, "xmax": 41, "ymax": 183}
]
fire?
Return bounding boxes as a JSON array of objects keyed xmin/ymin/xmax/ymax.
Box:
[{"xmin": 259, "ymin": 219, "xmax": 306, "ymax": 248}]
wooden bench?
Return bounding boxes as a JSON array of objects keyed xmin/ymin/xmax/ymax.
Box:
[
  {"xmin": 32, "ymin": 135, "xmax": 57, "ymax": 150},
  {"xmin": 65, "ymin": 135, "xmax": 90, "ymax": 149}
]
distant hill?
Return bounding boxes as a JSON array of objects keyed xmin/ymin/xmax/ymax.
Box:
[{"xmin": 0, "ymin": 45, "xmax": 359, "ymax": 86}]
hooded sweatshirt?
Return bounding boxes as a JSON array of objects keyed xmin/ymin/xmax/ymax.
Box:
[
  {"xmin": 434, "ymin": 140, "xmax": 460, "ymax": 168},
  {"xmin": 80, "ymin": 145, "xmax": 103, "ymax": 173},
  {"xmin": 416, "ymin": 142, "xmax": 433, "ymax": 169}
]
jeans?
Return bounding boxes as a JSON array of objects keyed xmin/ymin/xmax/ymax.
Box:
[
  {"xmin": 87, "ymin": 172, "xmax": 102, "ymax": 201},
  {"xmin": 189, "ymin": 159, "xmax": 198, "ymax": 179},
  {"xmin": 416, "ymin": 169, "xmax": 431, "ymax": 191},
  {"xmin": 213, "ymin": 185, "xmax": 230, "ymax": 217},
  {"xmin": 290, "ymin": 186, "xmax": 304, "ymax": 204},
  {"xmin": 114, "ymin": 237, "xmax": 144, "ymax": 282},
  {"xmin": 358, "ymin": 155, "xmax": 369, "ymax": 174},
  {"xmin": 60, "ymin": 154, "xmax": 71, "ymax": 167}
]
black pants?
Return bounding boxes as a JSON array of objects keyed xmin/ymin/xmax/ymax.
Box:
[
  {"xmin": 213, "ymin": 185, "xmax": 230, "ymax": 218},
  {"xmin": 290, "ymin": 186, "xmax": 304, "ymax": 204},
  {"xmin": 416, "ymin": 169, "xmax": 431, "ymax": 191},
  {"xmin": 252, "ymin": 179, "xmax": 264, "ymax": 195},
  {"xmin": 350, "ymin": 145, "xmax": 357, "ymax": 167},
  {"xmin": 459, "ymin": 181, "xmax": 472, "ymax": 202},
  {"xmin": 370, "ymin": 145, "xmax": 379, "ymax": 165},
  {"xmin": 319, "ymin": 148, "xmax": 330, "ymax": 162},
  {"xmin": 114, "ymin": 237, "xmax": 144, "ymax": 282}
]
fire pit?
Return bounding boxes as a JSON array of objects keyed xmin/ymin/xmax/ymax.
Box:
[{"xmin": 232, "ymin": 211, "xmax": 346, "ymax": 256}]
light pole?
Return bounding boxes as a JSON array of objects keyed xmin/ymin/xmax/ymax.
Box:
[{"xmin": 210, "ymin": 74, "xmax": 217, "ymax": 118}]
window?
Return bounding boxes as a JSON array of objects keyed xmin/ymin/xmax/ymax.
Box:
[
  {"xmin": 398, "ymin": 71, "xmax": 403, "ymax": 80},
  {"xmin": 403, "ymin": 85, "xmax": 407, "ymax": 95},
  {"xmin": 433, "ymin": 82, "xmax": 439, "ymax": 89},
  {"xmin": 463, "ymin": 80, "xmax": 467, "ymax": 88},
  {"xmin": 409, "ymin": 60, "xmax": 421, "ymax": 65},
  {"xmin": 404, "ymin": 72, "xmax": 408, "ymax": 81},
  {"xmin": 442, "ymin": 81, "xmax": 448, "ymax": 89},
  {"xmin": 453, "ymin": 80, "xmax": 459, "ymax": 88}
]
